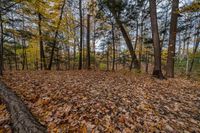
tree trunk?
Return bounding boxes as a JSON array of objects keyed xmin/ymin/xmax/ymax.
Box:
[
  {"xmin": 0, "ymin": 13, "xmax": 3, "ymax": 76},
  {"xmin": 145, "ymin": 50, "xmax": 149, "ymax": 73},
  {"xmin": 106, "ymin": 47, "xmax": 109, "ymax": 71},
  {"xmin": 73, "ymin": 36, "xmax": 76, "ymax": 70},
  {"xmin": 56, "ymin": 48, "xmax": 59, "ymax": 70},
  {"xmin": 186, "ymin": 39, "xmax": 190, "ymax": 76},
  {"xmin": 149, "ymin": 0, "xmax": 164, "ymax": 79},
  {"xmin": 93, "ymin": 19, "xmax": 96, "ymax": 69},
  {"xmin": 48, "ymin": 0, "xmax": 65, "ymax": 70},
  {"xmin": 0, "ymin": 82, "xmax": 47, "ymax": 133},
  {"xmin": 8, "ymin": 57, "xmax": 12, "ymax": 71},
  {"xmin": 139, "ymin": 20, "xmax": 144, "ymax": 70},
  {"xmin": 107, "ymin": 0, "xmax": 139, "ymax": 70},
  {"xmin": 160, "ymin": 10, "xmax": 168, "ymax": 49},
  {"xmin": 134, "ymin": 20, "xmax": 139, "ymax": 50},
  {"xmin": 166, "ymin": 0, "xmax": 179, "ymax": 78},
  {"xmin": 22, "ymin": 39, "xmax": 25, "ymax": 70},
  {"xmin": 11, "ymin": 13, "xmax": 18, "ymax": 70},
  {"xmin": 182, "ymin": 27, "xmax": 188, "ymax": 59},
  {"xmin": 78, "ymin": 0, "xmax": 83, "ymax": 70},
  {"xmin": 86, "ymin": 14, "xmax": 91, "ymax": 69},
  {"xmin": 189, "ymin": 29, "xmax": 199, "ymax": 73},
  {"xmin": 67, "ymin": 46, "xmax": 70, "ymax": 70},
  {"xmin": 112, "ymin": 22, "xmax": 115, "ymax": 71},
  {"xmin": 177, "ymin": 32, "xmax": 182, "ymax": 61},
  {"xmin": 186, "ymin": 21, "xmax": 192, "ymax": 76},
  {"xmin": 114, "ymin": 17, "xmax": 139, "ymax": 70},
  {"xmin": 38, "ymin": 13, "xmax": 46, "ymax": 70}
]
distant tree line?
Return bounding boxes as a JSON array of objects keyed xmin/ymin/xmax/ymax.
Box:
[{"xmin": 0, "ymin": 0, "xmax": 199, "ymax": 79}]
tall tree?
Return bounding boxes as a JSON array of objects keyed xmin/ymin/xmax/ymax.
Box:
[
  {"xmin": 111, "ymin": 22, "xmax": 115, "ymax": 71},
  {"xmin": 86, "ymin": 14, "xmax": 91, "ymax": 69},
  {"xmin": 149, "ymin": 0, "xmax": 164, "ymax": 79},
  {"xmin": 38, "ymin": 13, "xmax": 46, "ymax": 70},
  {"xmin": 78, "ymin": 0, "xmax": 83, "ymax": 70},
  {"xmin": 166, "ymin": 0, "xmax": 179, "ymax": 78},
  {"xmin": 102, "ymin": 0, "xmax": 140, "ymax": 70},
  {"xmin": 189, "ymin": 28, "xmax": 199, "ymax": 74},
  {"xmin": 0, "ymin": 11, "xmax": 3, "ymax": 76},
  {"xmin": 48, "ymin": 0, "xmax": 66, "ymax": 70}
]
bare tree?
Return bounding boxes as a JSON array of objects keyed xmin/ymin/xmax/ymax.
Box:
[
  {"xmin": 149, "ymin": 0, "xmax": 164, "ymax": 79},
  {"xmin": 78, "ymin": 0, "xmax": 83, "ymax": 70},
  {"xmin": 166, "ymin": 0, "xmax": 179, "ymax": 78}
]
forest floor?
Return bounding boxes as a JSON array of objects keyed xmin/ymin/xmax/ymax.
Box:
[{"xmin": 0, "ymin": 70, "xmax": 200, "ymax": 133}]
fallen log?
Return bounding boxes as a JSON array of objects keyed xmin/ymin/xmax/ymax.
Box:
[{"xmin": 0, "ymin": 82, "xmax": 47, "ymax": 133}]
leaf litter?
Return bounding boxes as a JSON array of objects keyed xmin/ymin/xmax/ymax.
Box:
[{"xmin": 1, "ymin": 70, "xmax": 200, "ymax": 133}]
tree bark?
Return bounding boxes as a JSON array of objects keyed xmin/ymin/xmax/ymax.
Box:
[
  {"xmin": 166, "ymin": 0, "xmax": 179, "ymax": 78},
  {"xmin": 149, "ymin": 0, "xmax": 164, "ymax": 79},
  {"xmin": 0, "ymin": 82, "xmax": 47, "ymax": 133}
]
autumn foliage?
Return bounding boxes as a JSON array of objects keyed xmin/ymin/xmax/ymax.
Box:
[{"xmin": 1, "ymin": 71, "xmax": 200, "ymax": 132}]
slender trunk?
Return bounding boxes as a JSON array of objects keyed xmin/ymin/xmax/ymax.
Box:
[
  {"xmin": 12, "ymin": 13, "xmax": 18, "ymax": 70},
  {"xmin": 186, "ymin": 21, "xmax": 192, "ymax": 76},
  {"xmin": 0, "ymin": 13, "xmax": 3, "ymax": 76},
  {"xmin": 139, "ymin": 20, "xmax": 143, "ymax": 69},
  {"xmin": 56, "ymin": 48, "xmax": 59, "ymax": 70},
  {"xmin": 25, "ymin": 46, "xmax": 28, "ymax": 70},
  {"xmin": 111, "ymin": 22, "xmax": 115, "ymax": 71},
  {"xmin": 186, "ymin": 40, "xmax": 189, "ymax": 76},
  {"xmin": 108, "ymin": 0, "xmax": 139, "ymax": 70},
  {"xmin": 22, "ymin": 40, "xmax": 25, "ymax": 70},
  {"xmin": 22, "ymin": 13, "xmax": 25, "ymax": 70},
  {"xmin": 189, "ymin": 30, "xmax": 199, "ymax": 73},
  {"xmin": 78, "ymin": 0, "xmax": 83, "ymax": 70},
  {"xmin": 38, "ymin": 13, "xmax": 46, "ymax": 70},
  {"xmin": 86, "ymin": 14, "xmax": 91, "ymax": 69},
  {"xmin": 178, "ymin": 32, "xmax": 182, "ymax": 60},
  {"xmin": 22, "ymin": 13, "xmax": 28, "ymax": 70},
  {"xmin": 145, "ymin": 50, "xmax": 149, "ymax": 73},
  {"xmin": 48, "ymin": 0, "xmax": 65, "ymax": 70},
  {"xmin": 67, "ymin": 46, "xmax": 70, "ymax": 70},
  {"xmin": 93, "ymin": 19, "xmax": 96, "ymax": 69},
  {"xmin": 160, "ymin": 10, "xmax": 168, "ymax": 48},
  {"xmin": 134, "ymin": 20, "xmax": 139, "ymax": 50},
  {"xmin": 73, "ymin": 36, "xmax": 76, "ymax": 70},
  {"xmin": 114, "ymin": 17, "xmax": 139, "ymax": 70},
  {"xmin": 14, "ymin": 37, "xmax": 17, "ymax": 70},
  {"xmin": 149, "ymin": 0, "xmax": 164, "ymax": 79},
  {"xmin": 166, "ymin": 0, "xmax": 179, "ymax": 78},
  {"xmin": 82, "ymin": 9, "xmax": 86, "ymax": 68},
  {"xmin": 107, "ymin": 47, "xmax": 109, "ymax": 71},
  {"xmin": 182, "ymin": 27, "xmax": 188, "ymax": 59},
  {"xmin": 8, "ymin": 57, "xmax": 12, "ymax": 71}
]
